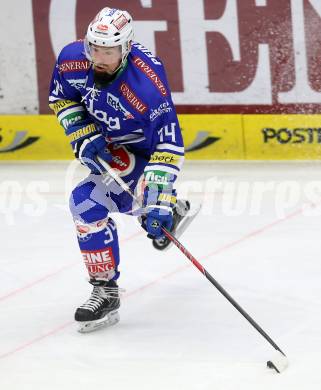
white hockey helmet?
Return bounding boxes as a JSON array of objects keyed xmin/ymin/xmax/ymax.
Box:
[{"xmin": 84, "ymin": 7, "xmax": 134, "ymax": 64}]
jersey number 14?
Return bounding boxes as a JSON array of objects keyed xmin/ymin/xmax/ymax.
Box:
[{"xmin": 157, "ymin": 123, "xmax": 176, "ymax": 143}]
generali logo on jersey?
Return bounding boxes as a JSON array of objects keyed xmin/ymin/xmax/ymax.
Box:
[
  {"xmin": 119, "ymin": 82, "xmax": 147, "ymax": 114},
  {"xmin": 133, "ymin": 56, "xmax": 167, "ymax": 96},
  {"xmin": 59, "ymin": 60, "xmax": 90, "ymax": 73}
]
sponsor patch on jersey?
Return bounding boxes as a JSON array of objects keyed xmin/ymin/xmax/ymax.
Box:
[
  {"xmin": 158, "ymin": 193, "xmax": 177, "ymax": 204},
  {"xmin": 61, "ymin": 114, "xmax": 84, "ymax": 129},
  {"xmin": 84, "ymin": 93, "xmax": 121, "ymax": 130},
  {"xmin": 112, "ymin": 14, "xmax": 128, "ymax": 30},
  {"xmin": 67, "ymin": 78, "xmax": 87, "ymax": 90},
  {"xmin": 108, "ymin": 144, "xmax": 135, "ymax": 176},
  {"xmin": 119, "ymin": 82, "xmax": 147, "ymax": 114},
  {"xmin": 49, "ymin": 99, "xmax": 76, "ymax": 115},
  {"xmin": 82, "ymin": 247, "xmax": 116, "ymax": 276},
  {"xmin": 59, "ymin": 60, "xmax": 90, "ymax": 73},
  {"xmin": 150, "ymin": 151, "xmax": 181, "ymax": 166},
  {"xmin": 150, "ymin": 101, "xmax": 172, "ymax": 121},
  {"xmin": 107, "ymin": 93, "xmax": 134, "ymax": 120},
  {"xmin": 144, "ymin": 170, "xmax": 170, "ymax": 186},
  {"xmin": 68, "ymin": 123, "xmax": 97, "ymax": 142},
  {"xmin": 133, "ymin": 56, "xmax": 167, "ymax": 96}
]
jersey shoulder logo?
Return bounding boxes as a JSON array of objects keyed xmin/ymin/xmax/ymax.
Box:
[
  {"xmin": 132, "ymin": 56, "xmax": 167, "ymax": 96},
  {"xmin": 59, "ymin": 60, "xmax": 90, "ymax": 74}
]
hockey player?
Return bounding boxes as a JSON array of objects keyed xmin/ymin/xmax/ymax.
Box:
[{"xmin": 49, "ymin": 7, "xmax": 187, "ymax": 332}]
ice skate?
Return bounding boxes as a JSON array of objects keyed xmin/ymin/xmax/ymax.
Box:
[{"xmin": 75, "ymin": 279, "xmax": 120, "ymax": 333}]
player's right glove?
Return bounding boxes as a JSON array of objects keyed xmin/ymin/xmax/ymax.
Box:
[
  {"xmin": 65, "ymin": 119, "xmax": 112, "ymax": 174},
  {"xmin": 141, "ymin": 185, "xmax": 177, "ymax": 238}
]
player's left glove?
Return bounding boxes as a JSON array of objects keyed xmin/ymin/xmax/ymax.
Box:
[
  {"xmin": 65, "ymin": 119, "xmax": 112, "ymax": 174},
  {"xmin": 141, "ymin": 185, "xmax": 177, "ymax": 238}
]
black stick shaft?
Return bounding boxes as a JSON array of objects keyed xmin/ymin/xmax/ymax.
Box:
[
  {"xmin": 162, "ymin": 227, "xmax": 286, "ymax": 356},
  {"xmin": 99, "ymin": 159, "xmax": 286, "ymax": 356}
]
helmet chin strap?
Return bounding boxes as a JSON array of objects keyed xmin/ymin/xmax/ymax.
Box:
[
  {"xmin": 110, "ymin": 42, "xmax": 131, "ymax": 74},
  {"xmin": 104, "ymin": 59, "xmax": 125, "ymax": 75},
  {"xmin": 112, "ymin": 53, "xmax": 129, "ymax": 74}
]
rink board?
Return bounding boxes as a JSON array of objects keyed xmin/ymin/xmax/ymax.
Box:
[
  {"xmin": 1, "ymin": 114, "xmax": 321, "ymax": 160},
  {"xmin": 243, "ymin": 115, "xmax": 321, "ymax": 159}
]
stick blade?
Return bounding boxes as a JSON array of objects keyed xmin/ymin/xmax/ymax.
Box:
[{"xmin": 267, "ymin": 351, "xmax": 289, "ymax": 373}]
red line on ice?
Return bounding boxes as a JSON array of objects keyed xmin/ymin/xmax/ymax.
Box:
[
  {"xmin": 0, "ymin": 206, "xmax": 306, "ymax": 360},
  {"xmin": 0, "ymin": 230, "xmax": 143, "ymax": 303}
]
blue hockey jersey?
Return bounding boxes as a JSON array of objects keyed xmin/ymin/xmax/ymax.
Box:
[{"xmin": 49, "ymin": 40, "xmax": 184, "ymax": 185}]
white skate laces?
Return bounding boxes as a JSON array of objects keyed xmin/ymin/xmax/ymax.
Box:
[{"xmin": 79, "ymin": 285, "xmax": 125, "ymax": 312}]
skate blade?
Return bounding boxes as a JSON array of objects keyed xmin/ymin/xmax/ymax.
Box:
[
  {"xmin": 174, "ymin": 204, "xmax": 201, "ymax": 239},
  {"xmin": 77, "ymin": 310, "xmax": 120, "ymax": 333}
]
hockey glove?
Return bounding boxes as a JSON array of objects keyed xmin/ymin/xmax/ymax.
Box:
[
  {"xmin": 141, "ymin": 185, "xmax": 177, "ymax": 238},
  {"xmin": 65, "ymin": 119, "xmax": 112, "ymax": 174}
]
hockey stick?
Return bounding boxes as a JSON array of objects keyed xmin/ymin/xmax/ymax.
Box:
[
  {"xmin": 97, "ymin": 157, "xmax": 288, "ymax": 372},
  {"xmin": 161, "ymin": 228, "xmax": 288, "ymax": 372}
]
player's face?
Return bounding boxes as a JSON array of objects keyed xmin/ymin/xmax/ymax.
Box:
[{"xmin": 90, "ymin": 44, "xmax": 122, "ymax": 74}]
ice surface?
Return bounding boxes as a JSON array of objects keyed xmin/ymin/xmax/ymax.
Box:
[{"xmin": 1, "ymin": 161, "xmax": 321, "ymax": 390}]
